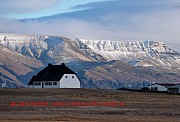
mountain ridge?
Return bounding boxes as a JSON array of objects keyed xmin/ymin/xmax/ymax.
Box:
[
  {"xmin": 72, "ymin": 38, "xmax": 180, "ymax": 70},
  {"xmin": 0, "ymin": 33, "xmax": 179, "ymax": 88}
]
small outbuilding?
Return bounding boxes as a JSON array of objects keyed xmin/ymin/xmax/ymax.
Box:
[
  {"xmin": 149, "ymin": 83, "xmax": 175, "ymax": 92},
  {"xmin": 1, "ymin": 83, "xmax": 6, "ymax": 88},
  {"xmin": 28, "ymin": 63, "xmax": 80, "ymax": 88},
  {"xmin": 166, "ymin": 84, "xmax": 180, "ymax": 94}
]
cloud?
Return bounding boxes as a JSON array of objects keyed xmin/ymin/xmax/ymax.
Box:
[
  {"xmin": 0, "ymin": 0, "xmax": 180, "ymax": 50},
  {"xmin": 72, "ymin": 0, "xmax": 180, "ymax": 11},
  {"xmin": 0, "ymin": 0, "xmax": 60, "ymax": 16},
  {"xmin": 0, "ymin": 18, "xmax": 106, "ymax": 38}
]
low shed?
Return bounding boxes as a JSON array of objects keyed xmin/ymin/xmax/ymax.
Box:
[{"xmin": 167, "ymin": 84, "xmax": 180, "ymax": 94}]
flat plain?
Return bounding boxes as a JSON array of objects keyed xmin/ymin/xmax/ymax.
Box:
[{"xmin": 0, "ymin": 88, "xmax": 180, "ymax": 122}]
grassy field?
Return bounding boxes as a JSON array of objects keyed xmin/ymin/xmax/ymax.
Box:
[{"xmin": 0, "ymin": 88, "xmax": 180, "ymax": 122}]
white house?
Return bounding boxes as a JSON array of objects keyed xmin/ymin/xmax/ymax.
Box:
[
  {"xmin": 149, "ymin": 83, "xmax": 175, "ymax": 92},
  {"xmin": 2, "ymin": 83, "xmax": 6, "ymax": 88},
  {"xmin": 28, "ymin": 63, "xmax": 80, "ymax": 88}
]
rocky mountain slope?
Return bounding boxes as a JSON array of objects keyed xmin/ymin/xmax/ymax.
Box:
[
  {"xmin": 0, "ymin": 33, "xmax": 179, "ymax": 88},
  {"xmin": 0, "ymin": 44, "xmax": 42, "ymax": 88},
  {"xmin": 0, "ymin": 34, "xmax": 97, "ymax": 63},
  {"xmin": 79, "ymin": 61, "xmax": 180, "ymax": 89},
  {"xmin": 73, "ymin": 38, "xmax": 180, "ymax": 70}
]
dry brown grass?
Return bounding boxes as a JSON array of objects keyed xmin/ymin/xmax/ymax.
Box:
[{"xmin": 0, "ymin": 88, "xmax": 180, "ymax": 122}]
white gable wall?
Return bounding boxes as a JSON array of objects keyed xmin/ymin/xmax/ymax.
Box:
[{"xmin": 60, "ymin": 74, "xmax": 80, "ymax": 88}]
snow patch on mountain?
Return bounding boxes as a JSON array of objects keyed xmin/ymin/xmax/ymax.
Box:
[
  {"xmin": 0, "ymin": 33, "xmax": 67, "ymax": 64},
  {"xmin": 73, "ymin": 38, "xmax": 180, "ymax": 69},
  {"xmin": 0, "ymin": 34, "xmax": 95, "ymax": 64}
]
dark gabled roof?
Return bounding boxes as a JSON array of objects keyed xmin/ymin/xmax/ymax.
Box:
[
  {"xmin": 155, "ymin": 83, "xmax": 176, "ymax": 87},
  {"xmin": 28, "ymin": 63, "xmax": 75, "ymax": 85},
  {"xmin": 166, "ymin": 84, "xmax": 180, "ymax": 88}
]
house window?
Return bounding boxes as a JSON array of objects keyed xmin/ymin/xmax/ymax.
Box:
[
  {"xmin": 45, "ymin": 82, "xmax": 48, "ymax": 85},
  {"xmin": 34, "ymin": 82, "xmax": 38, "ymax": 85},
  {"xmin": 38, "ymin": 82, "xmax": 41, "ymax": 85},
  {"xmin": 53, "ymin": 82, "xmax": 57, "ymax": 85},
  {"xmin": 65, "ymin": 76, "xmax": 68, "ymax": 78},
  {"xmin": 72, "ymin": 76, "xmax": 74, "ymax": 79},
  {"xmin": 49, "ymin": 82, "xmax": 52, "ymax": 85}
]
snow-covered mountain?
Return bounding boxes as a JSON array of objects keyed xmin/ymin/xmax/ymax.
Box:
[
  {"xmin": 73, "ymin": 38, "xmax": 180, "ymax": 70},
  {"xmin": 0, "ymin": 33, "xmax": 180, "ymax": 88},
  {"xmin": 0, "ymin": 33, "xmax": 95, "ymax": 64}
]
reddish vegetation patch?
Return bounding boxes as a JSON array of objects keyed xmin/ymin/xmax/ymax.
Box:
[{"xmin": 0, "ymin": 88, "xmax": 180, "ymax": 122}]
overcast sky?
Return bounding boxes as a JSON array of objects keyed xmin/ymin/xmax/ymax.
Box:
[{"xmin": 0, "ymin": 0, "xmax": 180, "ymax": 49}]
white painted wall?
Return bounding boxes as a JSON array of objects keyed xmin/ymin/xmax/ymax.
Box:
[
  {"xmin": 60, "ymin": 74, "xmax": 80, "ymax": 88},
  {"xmin": 32, "ymin": 81, "xmax": 59, "ymax": 88},
  {"xmin": 28, "ymin": 85, "xmax": 33, "ymax": 88},
  {"xmin": 33, "ymin": 82, "xmax": 42, "ymax": 88},
  {"xmin": 44, "ymin": 81, "xmax": 59, "ymax": 88}
]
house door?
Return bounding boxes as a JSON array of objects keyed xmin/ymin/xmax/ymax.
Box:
[{"xmin": 42, "ymin": 82, "xmax": 44, "ymax": 88}]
